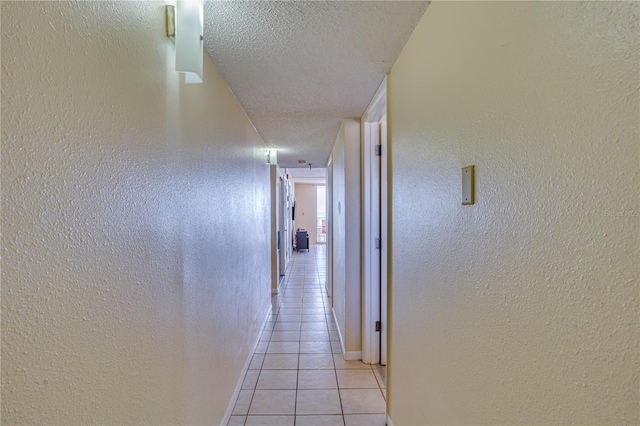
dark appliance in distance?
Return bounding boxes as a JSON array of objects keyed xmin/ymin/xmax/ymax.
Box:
[{"xmin": 296, "ymin": 229, "xmax": 309, "ymax": 252}]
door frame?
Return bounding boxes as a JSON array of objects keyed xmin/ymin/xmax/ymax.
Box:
[
  {"xmin": 326, "ymin": 157, "xmax": 333, "ymax": 299},
  {"xmin": 361, "ymin": 77, "xmax": 388, "ymax": 365},
  {"xmin": 278, "ymin": 175, "xmax": 286, "ymax": 277}
]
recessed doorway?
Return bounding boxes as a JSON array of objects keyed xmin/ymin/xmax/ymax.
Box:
[{"xmin": 316, "ymin": 185, "xmax": 327, "ymax": 243}]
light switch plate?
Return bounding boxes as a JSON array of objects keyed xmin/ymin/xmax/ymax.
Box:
[{"xmin": 462, "ymin": 165, "xmax": 475, "ymax": 205}]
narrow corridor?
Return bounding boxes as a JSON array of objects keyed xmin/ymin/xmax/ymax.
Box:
[{"xmin": 227, "ymin": 245, "xmax": 386, "ymax": 426}]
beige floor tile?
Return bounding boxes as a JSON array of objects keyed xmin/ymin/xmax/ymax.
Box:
[
  {"xmin": 297, "ymin": 369, "xmax": 338, "ymax": 389},
  {"xmin": 340, "ymin": 389, "xmax": 386, "ymax": 414},
  {"xmin": 299, "ymin": 353, "xmax": 334, "ymax": 369},
  {"xmin": 273, "ymin": 321, "xmax": 302, "ymax": 331},
  {"xmin": 270, "ymin": 330, "xmax": 301, "ymax": 341},
  {"xmin": 279, "ymin": 308, "xmax": 303, "ymax": 315},
  {"xmin": 257, "ymin": 369, "xmax": 298, "ymax": 390},
  {"xmin": 300, "ymin": 341, "xmax": 332, "ymax": 354},
  {"xmin": 249, "ymin": 390, "xmax": 296, "ymax": 415},
  {"xmin": 267, "ymin": 341, "xmax": 300, "ymax": 354},
  {"xmin": 332, "ymin": 355, "xmax": 369, "ymax": 370},
  {"xmin": 249, "ymin": 353, "xmax": 265, "ymax": 369},
  {"xmin": 242, "ymin": 370, "xmax": 259, "ymax": 390},
  {"xmin": 302, "ymin": 308, "xmax": 326, "ymax": 315},
  {"xmin": 254, "ymin": 341, "xmax": 269, "ymax": 353},
  {"xmin": 330, "ymin": 341, "xmax": 343, "ymax": 354},
  {"xmin": 259, "ymin": 331, "xmax": 272, "ymax": 342},
  {"xmin": 262, "ymin": 353, "xmax": 299, "ymax": 370},
  {"xmin": 373, "ymin": 366, "xmax": 386, "ymax": 389},
  {"xmin": 232, "ymin": 390, "xmax": 253, "ymax": 415},
  {"xmin": 227, "ymin": 415, "xmax": 246, "ymax": 425},
  {"xmin": 301, "ymin": 330, "xmax": 330, "ymax": 341},
  {"xmin": 296, "ymin": 389, "xmax": 342, "ymax": 415},
  {"xmin": 296, "ymin": 415, "xmax": 345, "ymax": 426},
  {"xmin": 245, "ymin": 415, "xmax": 295, "ymax": 425},
  {"xmin": 344, "ymin": 414, "xmax": 387, "ymax": 426},
  {"xmin": 336, "ymin": 369, "xmax": 379, "ymax": 389},
  {"xmin": 302, "ymin": 314, "xmax": 326, "ymax": 322},
  {"xmin": 285, "ymin": 294, "xmax": 304, "ymax": 299},
  {"xmin": 263, "ymin": 322, "xmax": 275, "ymax": 331},
  {"xmin": 301, "ymin": 322, "xmax": 329, "ymax": 332},
  {"xmin": 278, "ymin": 314, "xmax": 303, "ymax": 322}
]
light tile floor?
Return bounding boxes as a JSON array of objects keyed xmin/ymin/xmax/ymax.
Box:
[{"xmin": 228, "ymin": 244, "xmax": 386, "ymax": 426}]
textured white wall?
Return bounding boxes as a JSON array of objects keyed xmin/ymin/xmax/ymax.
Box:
[
  {"xmin": 388, "ymin": 2, "xmax": 639, "ymax": 424},
  {"xmin": 295, "ymin": 183, "xmax": 318, "ymax": 245},
  {"xmin": 330, "ymin": 119, "xmax": 362, "ymax": 356},
  {"xmin": 1, "ymin": 2, "xmax": 271, "ymax": 424}
]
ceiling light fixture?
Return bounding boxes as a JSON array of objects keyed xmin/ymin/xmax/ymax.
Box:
[
  {"xmin": 298, "ymin": 160, "xmax": 307, "ymax": 165},
  {"xmin": 166, "ymin": 1, "xmax": 204, "ymax": 84}
]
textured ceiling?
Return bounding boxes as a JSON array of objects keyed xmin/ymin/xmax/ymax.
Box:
[{"xmin": 203, "ymin": 1, "xmax": 429, "ymax": 168}]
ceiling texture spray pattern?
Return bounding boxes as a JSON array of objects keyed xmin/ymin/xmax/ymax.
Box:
[{"xmin": 204, "ymin": 1, "xmax": 429, "ymax": 168}]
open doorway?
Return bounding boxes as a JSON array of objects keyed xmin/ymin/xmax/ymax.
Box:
[{"xmin": 316, "ymin": 186, "xmax": 326, "ymax": 243}]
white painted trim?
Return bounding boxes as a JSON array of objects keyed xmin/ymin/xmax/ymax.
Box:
[
  {"xmin": 386, "ymin": 415, "xmax": 395, "ymax": 426},
  {"xmin": 332, "ymin": 307, "xmax": 346, "ymax": 356},
  {"xmin": 278, "ymin": 175, "xmax": 286, "ymax": 278},
  {"xmin": 380, "ymin": 116, "xmax": 388, "ymax": 367},
  {"xmin": 221, "ymin": 306, "xmax": 272, "ymax": 426},
  {"xmin": 344, "ymin": 351, "xmax": 362, "ymax": 361},
  {"xmin": 362, "ymin": 120, "xmax": 380, "ymax": 365},
  {"xmin": 362, "ymin": 76, "xmax": 388, "ymax": 124},
  {"xmin": 325, "ymin": 159, "xmax": 333, "ymax": 299},
  {"xmin": 361, "ymin": 76, "xmax": 387, "ymax": 365},
  {"xmin": 333, "ymin": 306, "xmax": 362, "ymax": 361}
]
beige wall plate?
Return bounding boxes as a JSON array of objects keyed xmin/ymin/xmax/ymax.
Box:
[{"xmin": 462, "ymin": 165, "xmax": 475, "ymax": 205}]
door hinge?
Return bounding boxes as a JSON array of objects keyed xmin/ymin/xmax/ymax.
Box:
[
  {"xmin": 375, "ymin": 321, "xmax": 381, "ymax": 332},
  {"xmin": 375, "ymin": 238, "xmax": 381, "ymax": 250},
  {"xmin": 375, "ymin": 145, "xmax": 382, "ymax": 156}
]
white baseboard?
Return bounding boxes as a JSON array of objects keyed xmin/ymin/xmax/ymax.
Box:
[
  {"xmin": 344, "ymin": 351, "xmax": 362, "ymax": 361},
  {"xmin": 221, "ymin": 305, "xmax": 272, "ymax": 426},
  {"xmin": 331, "ymin": 308, "xmax": 346, "ymax": 354},
  {"xmin": 386, "ymin": 415, "xmax": 394, "ymax": 426},
  {"xmin": 271, "ymin": 275, "xmax": 287, "ymax": 294},
  {"xmin": 331, "ymin": 308, "xmax": 362, "ymax": 361}
]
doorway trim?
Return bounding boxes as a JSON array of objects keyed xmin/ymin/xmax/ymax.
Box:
[
  {"xmin": 326, "ymin": 160, "xmax": 333, "ymax": 299},
  {"xmin": 361, "ymin": 77, "xmax": 388, "ymax": 365}
]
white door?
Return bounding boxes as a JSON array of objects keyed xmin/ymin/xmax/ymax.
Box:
[{"xmin": 362, "ymin": 78, "xmax": 387, "ymax": 366}]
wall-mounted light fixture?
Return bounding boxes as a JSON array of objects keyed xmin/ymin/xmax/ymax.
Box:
[
  {"xmin": 166, "ymin": 1, "xmax": 203, "ymax": 84},
  {"xmin": 267, "ymin": 149, "xmax": 278, "ymax": 165}
]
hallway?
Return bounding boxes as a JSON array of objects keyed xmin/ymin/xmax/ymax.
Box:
[
  {"xmin": 228, "ymin": 245, "xmax": 386, "ymax": 426},
  {"xmin": 3, "ymin": 2, "xmax": 638, "ymax": 424}
]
